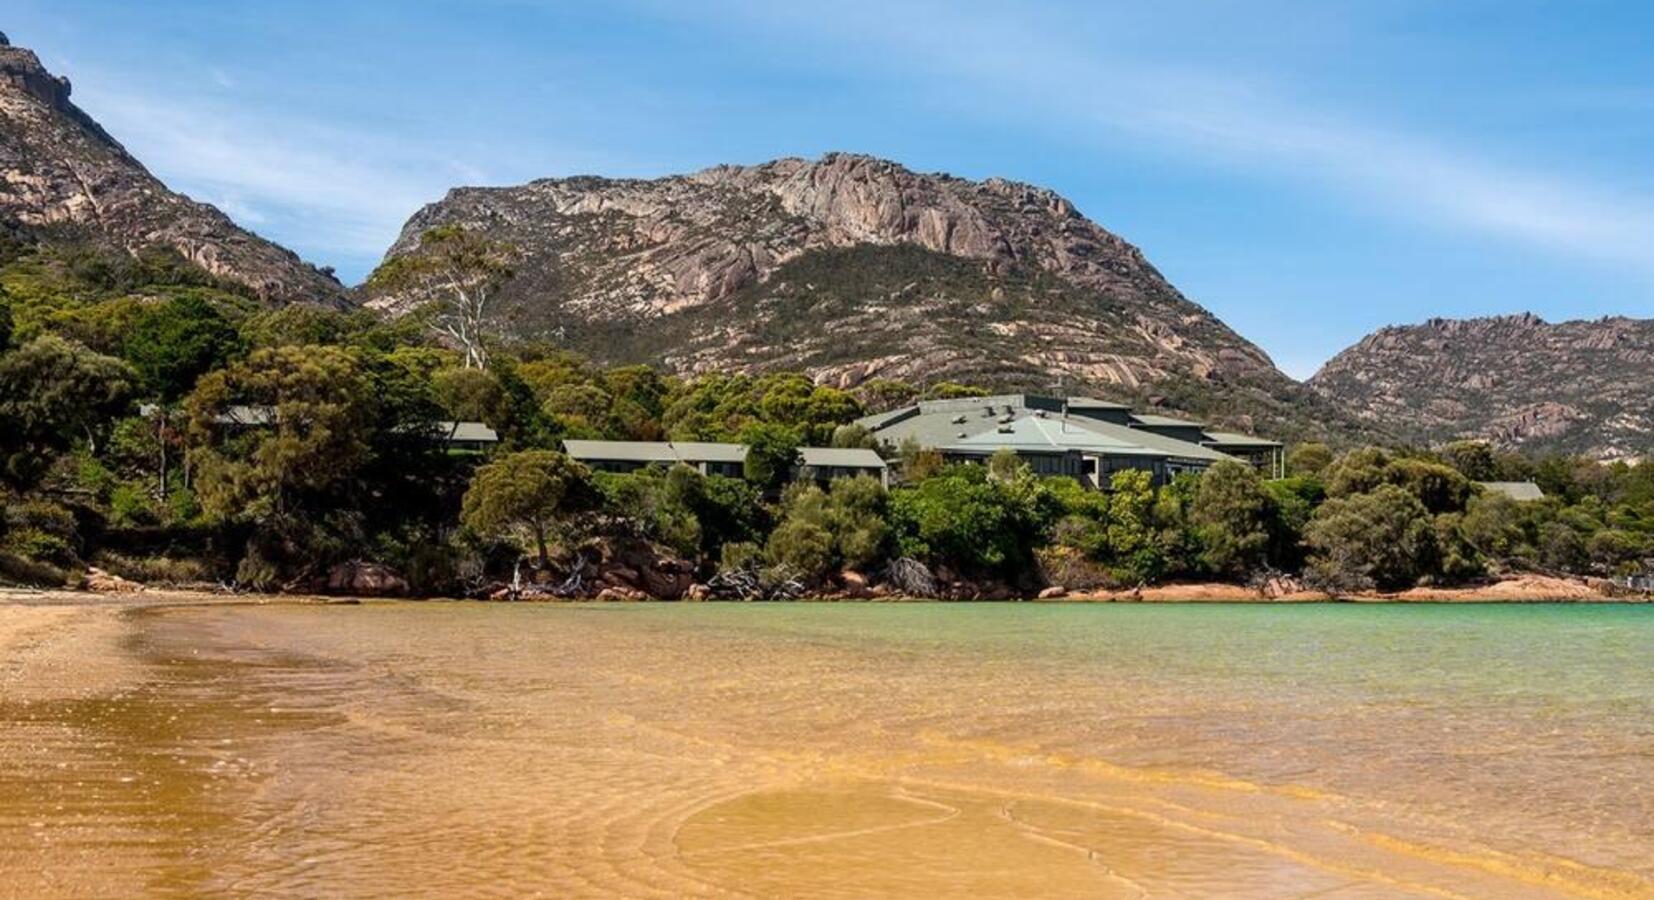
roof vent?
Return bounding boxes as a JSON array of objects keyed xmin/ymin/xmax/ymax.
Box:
[
  {"xmin": 951, "ymin": 414, "xmax": 967, "ymax": 424},
  {"xmin": 998, "ymin": 414, "xmax": 1013, "ymax": 424},
  {"xmin": 998, "ymin": 425, "xmax": 1015, "ymax": 434},
  {"xmin": 957, "ymin": 432, "xmax": 968, "ymax": 438},
  {"xmin": 1034, "ymin": 410, "xmax": 1048, "ymax": 418}
]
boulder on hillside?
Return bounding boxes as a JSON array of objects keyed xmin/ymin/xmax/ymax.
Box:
[{"xmin": 571, "ymin": 536, "xmax": 695, "ymax": 600}]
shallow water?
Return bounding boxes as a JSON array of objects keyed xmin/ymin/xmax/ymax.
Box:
[{"xmin": 2, "ymin": 601, "xmax": 1651, "ymax": 897}]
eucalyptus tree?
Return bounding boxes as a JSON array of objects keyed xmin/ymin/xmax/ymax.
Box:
[{"xmin": 369, "ymin": 226, "xmax": 514, "ymax": 369}]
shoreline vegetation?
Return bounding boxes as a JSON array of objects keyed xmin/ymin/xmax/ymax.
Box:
[
  {"xmin": 2, "ymin": 237, "xmax": 1652, "ymax": 605},
  {"xmin": 7, "ymin": 570, "xmax": 1640, "ymax": 607}
]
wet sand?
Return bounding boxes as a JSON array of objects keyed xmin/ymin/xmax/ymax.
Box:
[{"xmin": 2, "ymin": 596, "xmax": 1651, "ymax": 898}]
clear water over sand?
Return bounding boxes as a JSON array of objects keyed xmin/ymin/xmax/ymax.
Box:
[{"xmin": 2, "ymin": 600, "xmax": 1651, "ymax": 897}]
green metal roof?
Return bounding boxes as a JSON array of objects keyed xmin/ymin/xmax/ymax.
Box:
[
  {"xmin": 1128, "ymin": 413, "xmax": 1204, "ymax": 428},
  {"xmin": 666, "ymin": 442, "xmax": 749, "ymax": 463},
  {"xmin": 798, "ymin": 447, "xmax": 888, "ymax": 469},
  {"xmin": 561, "ymin": 440, "xmax": 747, "ymax": 464},
  {"xmin": 1065, "ymin": 397, "xmax": 1132, "ymax": 410},
  {"xmin": 855, "ymin": 407, "xmax": 918, "ymax": 430},
  {"xmin": 563, "ymin": 441, "xmax": 885, "ymax": 470},
  {"xmin": 1201, "ymin": 430, "xmax": 1282, "ymax": 449},
  {"xmin": 1066, "ymin": 416, "xmax": 1235, "ymax": 462},
  {"xmin": 1477, "ymin": 481, "xmax": 1546, "ymax": 502},
  {"xmin": 858, "ymin": 396, "xmax": 1246, "ymax": 464},
  {"xmin": 943, "ymin": 415, "xmax": 1165, "ymax": 457},
  {"xmin": 440, "ymin": 421, "xmax": 500, "ymax": 443}
]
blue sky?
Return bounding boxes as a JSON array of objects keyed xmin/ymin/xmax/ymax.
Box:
[{"xmin": 8, "ymin": 1, "xmax": 1653, "ymax": 377}]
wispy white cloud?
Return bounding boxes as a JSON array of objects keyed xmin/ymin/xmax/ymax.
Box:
[
  {"xmin": 80, "ymin": 82, "xmax": 439, "ymax": 259},
  {"xmin": 688, "ymin": 0, "xmax": 1654, "ymax": 276}
]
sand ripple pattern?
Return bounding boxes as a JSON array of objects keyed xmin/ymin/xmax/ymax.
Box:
[{"xmin": 2, "ymin": 601, "xmax": 1651, "ymax": 898}]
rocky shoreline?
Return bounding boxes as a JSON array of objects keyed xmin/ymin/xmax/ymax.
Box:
[{"xmin": 12, "ymin": 570, "xmax": 1644, "ymax": 605}]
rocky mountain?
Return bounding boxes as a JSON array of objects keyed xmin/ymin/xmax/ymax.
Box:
[
  {"xmin": 0, "ymin": 32, "xmax": 343, "ymax": 304},
  {"xmin": 1310, "ymin": 314, "xmax": 1653, "ymax": 459},
  {"xmin": 370, "ymin": 153, "xmax": 1370, "ymax": 441}
]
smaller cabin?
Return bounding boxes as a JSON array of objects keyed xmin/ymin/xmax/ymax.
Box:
[
  {"xmin": 1477, "ymin": 481, "xmax": 1546, "ymax": 502},
  {"xmin": 561, "ymin": 440, "xmax": 747, "ymax": 477},
  {"xmin": 796, "ymin": 447, "xmax": 890, "ymax": 487}
]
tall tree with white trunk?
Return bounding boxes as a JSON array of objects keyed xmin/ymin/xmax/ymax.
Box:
[{"xmin": 369, "ymin": 225, "xmax": 514, "ymax": 369}]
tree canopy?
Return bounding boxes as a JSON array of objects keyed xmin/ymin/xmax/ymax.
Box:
[{"xmin": 461, "ymin": 450, "xmax": 597, "ymax": 567}]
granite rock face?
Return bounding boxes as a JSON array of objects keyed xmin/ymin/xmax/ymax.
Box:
[
  {"xmin": 0, "ymin": 39, "xmax": 344, "ymax": 304},
  {"xmin": 372, "ymin": 153, "xmax": 1364, "ymax": 439},
  {"xmin": 1310, "ymin": 314, "xmax": 1654, "ymax": 459}
]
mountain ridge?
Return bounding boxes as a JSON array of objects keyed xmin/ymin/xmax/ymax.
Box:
[
  {"xmin": 0, "ymin": 34, "xmax": 345, "ymax": 305},
  {"xmin": 1309, "ymin": 312, "xmax": 1653, "ymax": 459},
  {"xmin": 369, "ymin": 152, "xmax": 1371, "ymax": 442}
]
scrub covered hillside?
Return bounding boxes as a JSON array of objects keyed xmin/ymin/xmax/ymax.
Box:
[{"xmin": 2, "ymin": 237, "xmax": 1651, "ymax": 599}]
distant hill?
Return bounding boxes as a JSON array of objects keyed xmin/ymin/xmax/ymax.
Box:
[
  {"xmin": 1309, "ymin": 313, "xmax": 1654, "ymax": 459},
  {"xmin": 0, "ymin": 33, "xmax": 343, "ymax": 305},
  {"xmin": 368, "ymin": 152, "xmax": 1373, "ymax": 443}
]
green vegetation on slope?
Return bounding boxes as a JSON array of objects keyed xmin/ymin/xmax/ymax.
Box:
[{"xmin": 0, "ymin": 236, "xmax": 1649, "ymax": 596}]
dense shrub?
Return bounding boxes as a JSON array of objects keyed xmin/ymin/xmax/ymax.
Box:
[
  {"xmin": 3, "ymin": 499, "xmax": 80, "ymax": 565},
  {"xmin": 765, "ymin": 476, "xmax": 891, "ymax": 582},
  {"xmin": 889, "ymin": 464, "xmax": 1056, "ymax": 576},
  {"xmin": 1189, "ymin": 461, "xmax": 1275, "ymax": 577},
  {"xmin": 461, "ymin": 450, "xmax": 598, "ymax": 567},
  {"xmin": 1304, "ymin": 485, "xmax": 1435, "ymax": 591}
]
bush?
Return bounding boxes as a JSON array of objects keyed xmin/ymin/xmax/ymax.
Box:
[
  {"xmin": 740, "ymin": 422, "xmax": 802, "ymax": 490},
  {"xmin": 90, "ymin": 550, "xmax": 212, "ymax": 585},
  {"xmin": 595, "ymin": 465, "xmax": 701, "ymax": 557},
  {"xmin": 1286, "ymin": 442, "xmax": 1333, "ymax": 477},
  {"xmin": 1189, "ymin": 460, "xmax": 1274, "ymax": 577},
  {"xmin": 1034, "ymin": 544, "xmax": 1116, "ymax": 590},
  {"xmin": 595, "ymin": 465, "xmax": 765, "ymax": 564},
  {"xmin": 1536, "ymin": 520, "xmax": 1588, "ymax": 573},
  {"xmin": 4, "ymin": 500, "xmax": 80, "ymax": 564},
  {"xmin": 764, "ymin": 476, "xmax": 892, "ymax": 583},
  {"xmin": 765, "ymin": 513, "xmax": 834, "ymax": 581},
  {"xmin": 1387, "ymin": 458, "xmax": 1473, "ymax": 514},
  {"xmin": 1264, "ymin": 476, "xmax": 1323, "ymax": 569},
  {"xmin": 889, "ymin": 464, "xmax": 1055, "ymax": 576},
  {"xmin": 1459, "ymin": 492, "xmax": 1529, "ymax": 565},
  {"xmin": 235, "ymin": 550, "xmax": 281, "ymax": 592},
  {"xmin": 823, "ymin": 475, "xmax": 890, "ymax": 570},
  {"xmin": 1588, "ymin": 530, "xmax": 1650, "ymax": 575},
  {"xmin": 1431, "ymin": 513, "xmax": 1486, "ymax": 583},
  {"xmin": 1103, "ymin": 469, "xmax": 1163, "ymax": 583},
  {"xmin": 1303, "ymin": 484, "xmax": 1435, "ymax": 591},
  {"xmin": 719, "ymin": 540, "xmax": 764, "ymax": 574},
  {"xmin": 0, "ymin": 551, "xmax": 72, "ymax": 587},
  {"xmin": 896, "ymin": 437, "xmax": 943, "ymax": 482},
  {"xmin": 109, "ymin": 482, "xmax": 160, "ymax": 527}
]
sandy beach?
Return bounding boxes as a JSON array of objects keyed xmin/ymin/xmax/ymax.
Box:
[{"xmin": 4, "ymin": 595, "xmax": 1652, "ymax": 898}]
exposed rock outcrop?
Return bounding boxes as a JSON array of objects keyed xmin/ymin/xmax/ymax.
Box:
[
  {"xmin": 325, "ymin": 561, "xmax": 409, "ymax": 597},
  {"xmin": 0, "ymin": 38, "xmax": 345, "ymax": 304},
  {"xmin": 369, "ymin": 153, "xmax": 1371, "ymax": 441},
  {"xmin": 1310, "ymin": 314, "xmax": 1653, "ymax": 459}
]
